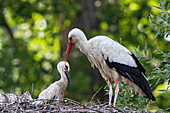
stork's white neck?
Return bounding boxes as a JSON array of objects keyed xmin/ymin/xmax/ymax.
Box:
[
  {"xmin": 58, "ymin": 71, "xmax": 68, "ymax": 86},
  {"xmin": 77, "ymin": 37, "xmax": 96, "ymax": 68},
  {"xmin": 77, "ymin": 35, "xmax": 90, "ymax": 56}
]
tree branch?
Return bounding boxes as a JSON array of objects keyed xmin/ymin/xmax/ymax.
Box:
[
  {"xmin": 1, "ymin": 21, "xmax": 15, "ymax": 41},
  {"xmin": 0, "ymin": 6, "xmax": 15, "ymax": 42}
]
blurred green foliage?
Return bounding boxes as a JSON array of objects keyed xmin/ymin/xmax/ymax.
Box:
[
  {"xmin": 149, "ymin": 1, "xmax": 170, "ymax": 38},
  {"xmin": 0, "ymin": 0, "xmax": 169, "ymax": 111}
]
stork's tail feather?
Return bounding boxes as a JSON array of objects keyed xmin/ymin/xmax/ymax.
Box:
[
  {"xmin": 148, "ymin": 94, "xmax": 156, "ymax": 101},
  {"xmin": 139, "ymin": 74, "xmax": 156, "ymax": 101},
  {"xmin": 140, "ymin": 73, "xmax": 156, "ymax": 101},
  {"xmin": 146, "ymin": 88, "xmax": 156, "ymax": 101}
]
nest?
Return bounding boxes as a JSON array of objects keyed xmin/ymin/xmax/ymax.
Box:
[
  {"xmin": 0, "ymin": 98, "xmax": 139, "ymax": 113},
  {"xmin": 1, "ymin": 98, "xmax": 161, "ymax": 113},
  {"xmin": 0, "ymin": 91, "xmax": 166, "ymax": 113}
]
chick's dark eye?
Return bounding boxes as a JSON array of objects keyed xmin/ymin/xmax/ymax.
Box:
[
  {"xmin": 69, "ymin": 37, "xmax": 72, "ymax": 42},
  {"xmin": 65, "ymin": 65, "xmax": 68, "ymax": 70}
]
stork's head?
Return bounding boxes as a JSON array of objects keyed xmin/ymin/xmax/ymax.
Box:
[
  {"xmin": 64, "ymin": 28, "xmax": 87, "ymax": 61},
  {"xmin": 57, "ymin": 61, "xmax": 71, "ymax": 83}
]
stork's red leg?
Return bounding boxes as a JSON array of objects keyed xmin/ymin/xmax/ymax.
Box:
[
  {"xmin": 108, "ymin": 79, "xmax": 113, "ymax": 105},
  {"xmin": 113, "ymin": 77, "xmax": 119, "ymax": 107}
]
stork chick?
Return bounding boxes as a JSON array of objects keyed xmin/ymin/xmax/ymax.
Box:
[
  {"xmin": 64, "ymin": 28, "xmax": 156, "ymax": 107},
  {"xmin": 0, "ymin": 93, "xmax": 17, "ymax": 104},
  {"xmin": 35, "ymin": 61, "xmax": 71, "ymax": 101},
  {"xmin": 19, "ymin": 91, "xmax": 33, "ymax": 102}
]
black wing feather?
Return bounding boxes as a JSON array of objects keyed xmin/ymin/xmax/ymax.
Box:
[
  {"xmin": 105, "ymin": 57, "xmax": 156, "ymax": 101},
  {"xmin": 131, "ymin": 53, "xmax": 146, "ymax": 74}
]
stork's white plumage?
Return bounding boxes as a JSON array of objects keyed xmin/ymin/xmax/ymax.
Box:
[
  {"xmin": 19, "ymin": 91, "xmax": 33, "ymax": 102},
  {"xmin": 35, "ymin": 61, "xmax": 71, "ymax": 101},
  {"xmin": 0, "ymin": 93, "xmax": 17, "ymax": 104},
  {"xmin": 64, "ymin": 28, "xmax": 156, "ymax": 107},
  {"xmin": 0, "ymin": 91, "xmax": 32, "ymax": 104}
]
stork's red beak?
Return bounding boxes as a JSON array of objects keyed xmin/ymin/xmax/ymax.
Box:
[{"xmin": 64, "ymin": 42, "xmax": 74, "ymax": 61}]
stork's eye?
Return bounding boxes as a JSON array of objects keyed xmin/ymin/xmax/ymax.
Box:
[
  {"xmin": 65, "ymin": 65, "xmax": 68, "ymax": 70},
  {"xmin": 69, "ymin": 37, "xmax": 72, "ymax": 42}
]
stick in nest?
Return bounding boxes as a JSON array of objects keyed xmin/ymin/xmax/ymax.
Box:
[{"xmin": 90, "ymin": 86, "xmax": 103, "ymax": 102}]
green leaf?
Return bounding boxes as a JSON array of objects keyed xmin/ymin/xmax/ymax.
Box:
[
  {"xmin": 151, "ymin": 70, "xmax": 161, "ymax": 74},
  {"xmin": 158, "ymin": 90, "xmax": 166, "ymax": 92},
  {"xmin": 155, "ymin": 78, "xmax": 161, "ymax": 85},
  {"xmin": 154, "ymin": 29, "xmax": 160, "ymax": 38},
  {"xmin": 167, "ymin": 3, "xmax": 170, "ymax": 9},
  {"xmin": 148, "ymin": 48, "xmax": 152, "ymax": 58},
  {"xmin": 144, "ymin": 42, "xmax": 147, "ymax": 55},
  {"xmin": 152, "ymin": 6, "xmax": 163, "ymax": 10},
  {"xmin": 162, "ymin": 71, "xmax": 169, "ymax": 79},
  {"xmin": 157, "ymin": 16, "xmax": 164, "ymax": 22},
  {"xmin": 153, "ymin": 50, "xmax": 164, "ymax": 54},
  {"xmin": 159, "ymin": 1, "xmax": 164, "ymax": 9},
  {"xmin": 149, "ymin": 16, "xmax": 152, "ymax": 22},
  {"xmin": 164, "ymin": 64, "xmax": 170, "ymax": 67}
]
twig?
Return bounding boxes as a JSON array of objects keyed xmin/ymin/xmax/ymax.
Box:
[
  {"xmin": 31, "ymin": 83, "xmax": 34, "ymax": 96},
  {"xmin": 151, "ymin": 79, "xmax": 164, "ymax": 91},
  {"xmin": 64, "ymin": 98, "xmax": 103, "ymax": 113},
  {"xmin": 90, "ymin": 86, "xmax": 103, "ymax": 102},
  {"xmin": 163, "ymin": 107, "xmax": 170, "ymax": 112}
]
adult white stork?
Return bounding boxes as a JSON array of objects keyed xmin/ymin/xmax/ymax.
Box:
[
  {"xmin": 64, "ymin": 28, "xmax": 156, "ymax": 107},
  {"xmin": 35, "ymin": 61, "xmax": 71, "ymax": 101}
]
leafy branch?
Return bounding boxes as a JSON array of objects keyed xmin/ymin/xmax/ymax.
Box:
[{"xmin": 149, "ymin": 1, "xmax": 170, "ymax": 39}]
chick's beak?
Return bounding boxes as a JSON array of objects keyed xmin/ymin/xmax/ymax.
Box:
[
  {"xmin": 64, "ymin": 70, "xmax": 71, "ymax": 83},
  {"xmin": 64, "ymin": 42, "xmax": 74, "ymax": 61}
]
